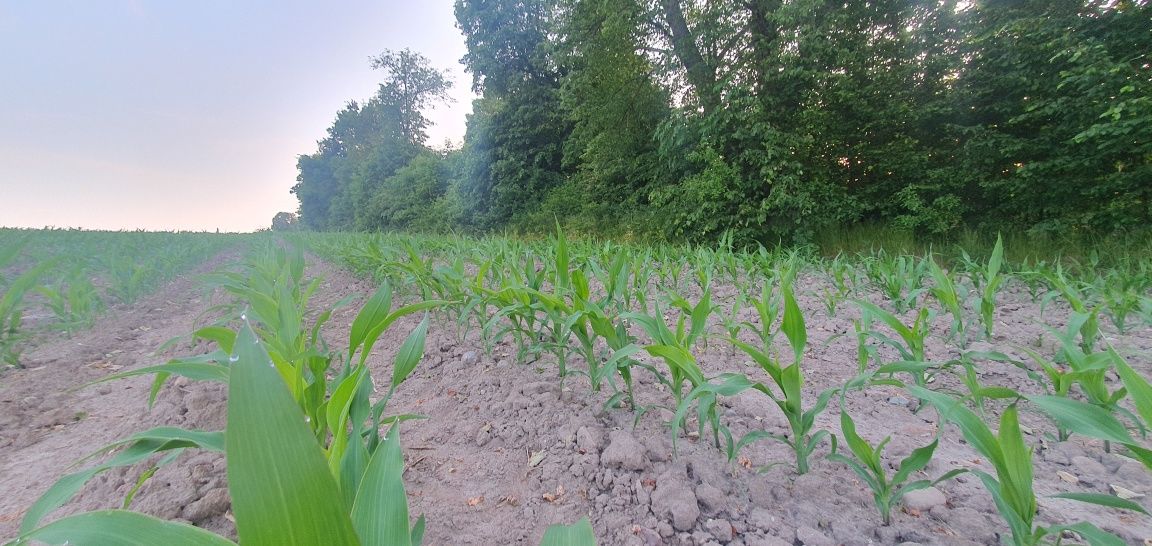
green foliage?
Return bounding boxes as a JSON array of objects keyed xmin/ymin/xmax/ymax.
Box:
[
  {"xmin": 912, "ymin": 388, "xmax": 1139, "ymax": 546},
  {"xmin": 828, "ymin": 407, "xmax": 965, "ymax": 525}
]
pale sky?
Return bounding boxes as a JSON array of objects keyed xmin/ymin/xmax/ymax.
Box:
[{"xmin": 0, "ymin": 1, "xmax": 474, "ymax": 232}]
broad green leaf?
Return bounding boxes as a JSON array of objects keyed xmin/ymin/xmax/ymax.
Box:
[
  {"xmin": 21, "ymin": 428, "xmax": 223, "ymax": 534},
  {"xmin": 16, "ymin": 510, "xmax": 236, "ymax": 546},
  {"xmin": 1027, "ymin": 395, "xmax": 1134, "ymax": 444},
  {"xmin": 540, "ymin": 517, "xmax": 597, "ymax": 546},
  {"xmin": 892, "ymin": 439, "xmax": 939, "ymax": 487},
  {"xmin": 352, "ymin": 422, "xmax": 414, "ymax": 546},
  {"xmin": 194, "ymin": 326, "xmax": 237, "ymax": 353},
  {"xmin": 392, "ymin": 316, "xmax": 429, "ymax": 389},
  {"xmin": 998, "ymin": 405, "xmax": 1035, "ymax": 521},
  {"xmin": 780, "ymin": 282, "xmax": 806, "ymax": 362},
  {"xmin": 1051, "ymin": 492, "xmax": 1148, "ymax": 514},
  {"xmin": 1048, "ymin": 522, "xmax": 1126, "ymax": 546},
  {"xmin": 349, "ymin": 283, "xmax": 394, "ymax": 356},
  {"xmin": 910, "ymin": 387, "xmax": 1005, "ymax": 471},
  {"xmin": 1111, "ymin": 348, "xmax": 1152, "ymax": 429},
  {"xmin": 226, "ymin": 323, "xmax": 360, "ymax": 545}
]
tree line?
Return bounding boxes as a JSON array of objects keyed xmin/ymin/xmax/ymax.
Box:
[{"xmin": 290, "ymin": 0, "xmax": 1150, "ymax": 244}]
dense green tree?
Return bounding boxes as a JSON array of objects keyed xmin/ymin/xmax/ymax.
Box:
[
  {"xmin": 293, "ymin": 51, "xmax": 452, "ymax": 230},
  {"xmin": 293, "ymin": 0, "xmax": 1151, "ymax": 242},
  {"xmin": 455, "ymin": 0, "xmax": 572, "ymax": 230}
]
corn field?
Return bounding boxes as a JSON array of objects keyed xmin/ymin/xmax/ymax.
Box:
[{"xmin": 3, "ymin": 229, "xmax": 1152, "ymax": 545}]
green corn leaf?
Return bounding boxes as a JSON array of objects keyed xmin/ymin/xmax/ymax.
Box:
[
  {"xmin": 411, "ymin": 515, "xmax": 427, "ymax": 546},
  {"xmin": 986, "ymin": 234, "xmax": 1004, "ymax": 282},
  {"xmin": 94, "ymin": 360, "xmax": 230, "ymax": 387},
  {"xmin": 910, "ymin": 387, "xmax": 1005, "ymax": 471},
  {"xmin": 1026, "ymin": 395, "xmax": 1135, "ymax": 445},
  {"xmin": 1047, "ymin": 522, "xmax": 1126, "ymax": 546},
  {"xmin": 997, "ymin": 404, "xmax": 1035, "ymax": 521},
  {"xmin": 349, "ymin": 283, "xmax": 394, "ymax": 356},
  {"xmin": 540, "ymin": 517, "xmax": 597, "ymax": 546},
  {"xmin": 891, "ymin": 438, "xmax": 939, "ymax": 487},
  {"xmin": 972, "ymin": 470, "xmax": 1032, "ymax": 543},
  {"xmin": 194, "ymin": 326, "xmax": 238, "ymax": 353},
  {"xmin": 1111, "ymin": 348, "xmax": 1152, "ymax": 429},
  {"xmin": 15, "ymin": 510, "xmax": 237, "ymax": 546},
  {"xmin": 392, "ymin": 316, "xmax": 429, "ymax": 389},
  {"xmin": 226, "ymin": 323, "xmax": 360, "ymax": 545},
  {"xmin": 781, "ymin": 281, "xmax": 806, "ymax": 362},
  {"xmin": 352, "ymin": 421, "xmax": 415, "ymax": 546},
  {"xmin": 838, "ymin": 410, "xmax": 882, "ymax": 475},
  {"xmin": 644, "ymin": 345, "xmax": 705, "ymax": 386},
  {"xmin": 1051, "ymin": 492, "xmax": 1148, "ymax": 514},
  {"xmin": 327, "ymin": 366, "xmax": 369, "ymax": 477},
  {"xmin": 555, "ymin": 223, "xmax": 569, "ymax": 292},
  {"xmin": 827, "ymin": 452, "xmax": 883, "ymax": 493},
  {"xmin": 21, "ymin": 428, "xmax": 223, "ymax": 534}
]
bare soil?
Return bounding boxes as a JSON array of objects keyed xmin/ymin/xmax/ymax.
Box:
[{"xmin": 2, "ymin": 253, "xmax": 1150, "ymax": 546}]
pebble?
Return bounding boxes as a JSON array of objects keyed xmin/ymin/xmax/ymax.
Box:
[
  {"xmin": 1111, "ymin": 484, "xmax": 1145, "ymax": 500},
  {"xmin": 1056, "ymin": 470, "xmax": 1079, "ymax": 484},
  {"xmin": 887, "ymin": 396, "xmax": 910, "ymax": 407},
  {"xmin": 462, "ymin": 350, "xmax": 479, "ymax": 366},
  {"xmin": 902, "ymin": 486, "xmax": 947, "ymax": 511}
]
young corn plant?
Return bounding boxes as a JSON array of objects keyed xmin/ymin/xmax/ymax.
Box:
[
  {"xmin": 677, "ymin": 276, "xmax": 837, "ymax": 474},
  {"xmin": 14, "ymin": 318, "xmax": 428, "ymax": 546},
  {"xmin": 977, "ymin": 234, "xmax": 1006, "ymax": 339},
  {"xmin": 0, "ymin": 259, "xmax": 54, "ymax": 368},
  {"xmin": 1096, "ymin": 268, "xmax": 1148, "ymax": 334},
  {"xmin": 37, "ymin": 267, "xmax": 103, "ymax": 334},
  {"xmin": 855, "ymin": 301, "xmax": 938, "ymax": 386},
  {"xmin": 864, "ymin": 251, "xmax": 926, "ymax": 314},
  {"xmin": 925, "ymin": 255, "xmax": 968, "ymax": 346},
  {"xmin": 624, "ymin": 296, "xmax": 710, "ymax": 408},
  {"xmin": 913, "ymin": 387, "xmax": 1146, "ymax": 546},
  {"xmin": 1042, "ymin": 265, "xmax": 1101, "ymax": 354},
  {"xmin": 828, "ymin": 405, "xmax": 966, "ymax": 525}
]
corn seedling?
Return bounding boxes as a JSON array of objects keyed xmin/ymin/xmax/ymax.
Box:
[
  {"xmin": 1096, "ymin": 269, "xmax": 1147, "ymax": 334},
  {"xmin": 37, "ymin": 267, "xmax": 103, "ymax": 333},
  {"xmin": 856, "ymin": 301, "xmax": 937, "ymax": 386},
  {"xmin": 925, "ymin": 255, "xmax": 968, "ymax": 346},
  {"xmin": 913, "ymin": 387, "xmax": 1145, "ymax": 546},
  {"xmin": 828, "ymin": 405, "xmax": 966, "ymax": 525},
  {"xmin": 864, "ymin": 251, "xmax": 926, "ymax": 314},
  {"xmin": 0, "ymin": 260, "xmax": 54, "ymax": 368},
  {"xmin": 682, "ymin": 276, "xmax": 837, "ymax": 474},
  {"xmin": 1042, "ymin": 265, "xmax": 1100, "ymax": 354},
  {"xmin": 977, "ymin": 234, "xmax": 1005, "ymax": 339}
]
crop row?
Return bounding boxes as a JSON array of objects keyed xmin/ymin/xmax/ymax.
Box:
[
  {"xmin": 0, "ymin": 229, "xmax": 242, "ymax": 369},
  {"xmin": 299, "ymin": 229, "xmax": 1152, "ymax": 545},
  {"xmin": 9, "ymin": 242, "xmax": 594, "ymax": 546},
  {"xmin": 10, "ymin": 230, "xmax": 1151, "ymax": 545}
]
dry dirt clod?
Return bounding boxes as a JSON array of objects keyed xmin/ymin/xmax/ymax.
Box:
[{"xmin": 1111, "ymin": 484, "xmax": 1146, "ymax": 500}]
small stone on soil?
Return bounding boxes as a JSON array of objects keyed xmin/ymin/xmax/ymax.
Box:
[{"xmin": 902, "ymin": 486, "xmax": 947, "ymax": 511}]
